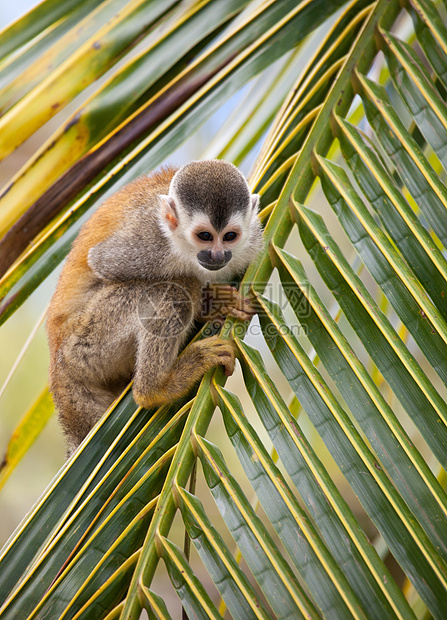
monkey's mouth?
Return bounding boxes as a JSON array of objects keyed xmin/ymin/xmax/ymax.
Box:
[{"xmin": 198, "ymin": 260, "xmax": 227, "ymax": 271}]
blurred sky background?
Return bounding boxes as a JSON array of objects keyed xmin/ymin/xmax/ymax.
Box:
[{"xmin": 1, "ymin": 1, "xmax": 37, "ymax": 26}]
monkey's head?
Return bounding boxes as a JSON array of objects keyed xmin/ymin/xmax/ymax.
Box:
[{"xmin": 158, "ymin": 160, "xmax": 263, "ymax": 281}]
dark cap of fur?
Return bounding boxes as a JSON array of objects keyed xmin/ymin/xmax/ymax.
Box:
[{"xmin": 171, "ymin": 160, "xmax": 251, "ymax": 231}]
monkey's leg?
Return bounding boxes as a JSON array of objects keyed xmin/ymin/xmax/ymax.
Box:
[
  {"xmin": 133, "ymin": 335, "xmax": 235, "ymax": 410},
  {"xmin": 51, "ymin": 370, "xmax": 117, "ymax": 457},
  {"xmin": 201, "ymin": 284, "xmax": 257, "ymax": 322}
]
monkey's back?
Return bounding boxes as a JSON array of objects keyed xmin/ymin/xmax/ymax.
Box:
[{"xmin": 47, "ymin": 166, "xmax": 178, "ymax": 355}]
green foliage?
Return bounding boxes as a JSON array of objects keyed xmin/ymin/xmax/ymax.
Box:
[{"xmin": 0, "ymin": 0, "xmax": 446, "ymax": 617}]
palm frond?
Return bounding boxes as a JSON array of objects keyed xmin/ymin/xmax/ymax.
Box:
[{"xmin": 1, "ymin": 0, "xmax": 447, "ymax": 618}]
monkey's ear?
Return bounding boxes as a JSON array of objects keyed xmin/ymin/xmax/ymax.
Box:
[
  {"xmin": 159, "ymin": 194, "xmax": 178, "ymax": 231},
  {"xmin": 251, "ymin": 194, "xmax": 260, "ymax": 212}
]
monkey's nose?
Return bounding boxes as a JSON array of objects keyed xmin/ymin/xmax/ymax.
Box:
[
  {"xmin": 197, "ymin": 250, "xmax": 231, "ymax": 271},
  {"xmin": 210, "ymin": 251, "xmax": 225, "ymax": 263}
]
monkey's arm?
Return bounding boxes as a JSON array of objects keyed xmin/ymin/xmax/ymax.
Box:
[
  {"xmin": 201, "ymin": 284, "xmax": 257, "ymax": 322},
  {"xmin": 132, "ymin": 334, "xmax": 235, "ymax": 409},
  {"xmin": 132, "ymin": 281, "xmax": 235, "ymax": 409}
]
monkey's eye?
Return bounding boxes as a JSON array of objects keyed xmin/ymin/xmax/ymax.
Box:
[
  {"xmin": 197, "ymin": 231, "xmax": 213, "ymax": 241},
  {"xmin": 223, "ymin": 231, "xmax": 238, "ymax": 242}
]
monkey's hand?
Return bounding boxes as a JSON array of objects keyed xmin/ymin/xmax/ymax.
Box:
[
  {"xmin": 133, "ymin": 335, "xmax": 236, "ymax": 410},
  {"xmin": 201, "ymin": 284, "xmax": 256, "ymax": 323},
  {"xmin": 195, "ymin": 335, "xmax": 236, "ymax": 377}
]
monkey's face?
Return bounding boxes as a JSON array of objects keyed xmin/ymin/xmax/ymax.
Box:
[
  {"xmin": 160, "ymin": 197, "xmax": 262, "ymax": 280},
  {"xmin": 158, "ymin": 160, "xmax": 263, "ymax": 280},
  {"xmin": 193, "ymin": 223, "xmax": 239, "ymax": 271},
  {"xmin": 167, "ymin": 208, "xmax": 246, "ymax": 273}
]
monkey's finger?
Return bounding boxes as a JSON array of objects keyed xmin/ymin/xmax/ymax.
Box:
[
  {"xmin": 211, "ymin": 340, "xmax": 236, "ymax": 376},
  {"xmin": 237, "ymin": 297, "xmax": 257, "ymax": 313},
  {"xmin": 225, "ymin": 307, "xmax": 257, "ymax": 321},
  {"xmin": 221, "ymin": 354, "xmax": 236, "ymax": 376}
]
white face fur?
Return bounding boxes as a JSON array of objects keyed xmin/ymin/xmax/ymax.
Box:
[{"xmin": 158, "ymin": 193, "xmax": 262, "ymax": 282}]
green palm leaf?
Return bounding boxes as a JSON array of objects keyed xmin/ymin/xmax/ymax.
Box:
[{"xmin": 1, "ymin": 0, "xmax": 447, "ymax": 617}]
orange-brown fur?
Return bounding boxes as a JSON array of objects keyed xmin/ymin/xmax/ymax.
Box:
[{"xmin": 47, "ymin": 168, "xmax": 176, "ymax": 353}]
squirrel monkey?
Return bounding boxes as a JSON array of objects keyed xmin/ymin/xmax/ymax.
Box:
[{"xmin": 47, "ymin": 160, "xmax": 263, "ymax": 456}]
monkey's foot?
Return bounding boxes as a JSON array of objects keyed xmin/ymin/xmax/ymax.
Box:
[{"xmin": 201, "ymin": 284, "xmax": 257, "ymax": 322}]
